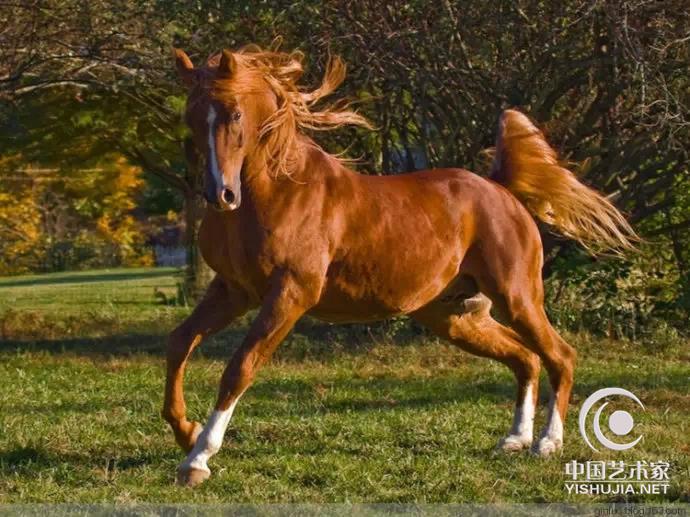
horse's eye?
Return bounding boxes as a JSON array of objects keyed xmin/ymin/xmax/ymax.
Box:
[{"xmin": 231, "ymin": 111, "xmax": 241, "ymax": 122}]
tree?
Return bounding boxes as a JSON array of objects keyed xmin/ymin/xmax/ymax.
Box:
[{"xmin": 2, "ymin": 0, "xmax": 688, "ymax": 319}]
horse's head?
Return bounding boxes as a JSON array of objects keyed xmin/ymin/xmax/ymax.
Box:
[
  {"xmin": 174, "ymin": 48, "xmax": 277, "ymax": 211},
  {"xmin": 174, "ymin": 46, "xmax": 371, "ymax": 210}
]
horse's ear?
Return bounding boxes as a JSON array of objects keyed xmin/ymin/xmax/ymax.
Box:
[
  {"xmin": 218, "ymin": 50, "xmax": 237, "ymax": 78},
  {"xmin": 173, "ymin": 48, "xmax": 197, "ymax": 88}
]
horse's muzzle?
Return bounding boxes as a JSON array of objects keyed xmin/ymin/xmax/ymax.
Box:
[
  {"xmin": 216, "ymin": 187, "xmax": 240, "ymax": 211},
  {"xmin": 221, "ymin": 188, "xmax": 235, "ymax": 206}
]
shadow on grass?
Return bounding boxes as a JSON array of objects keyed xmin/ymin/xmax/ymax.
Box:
[
  {"xmin": 5, "ymin": 375, "xmax": 515, "ymax": 417},
  {"xmin": 0, "ymin": 446, "xmax": 83, "ymax": 473},
  {"xmin": 1, "ymin": 317, "xmax": 688, "ymax": 413},
  {"xmin": 0, "ymin": 446, "xmax": 179, "ymax": 479},
  {"xmin": 1, "ymin": 328, "xmax": 688, "ymax": 396},
  {"xmin": 0, "ymin": 316, "xmax": 429, "ymax": 359},
  {"xmin": 0, "ymin": 333, "xmax": 172, "ymax": 357},
  {"xmin": 2, "ymin": 369, "xmax": 687, "ymax": 481},
  {"xmin": 0, "ymin": 376, "xmax": 520, "ymax": 477},
  {"xmin": 0, "ymin": 269, "xmax": 178, "ymax": 289},
  {"xmin": 0, "ymin": 376, "xmax": 519, "ymax": 477}
]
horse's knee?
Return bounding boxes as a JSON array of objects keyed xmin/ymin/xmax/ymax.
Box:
[{"xmin": 167, "ymin": 325, "xmax": 200, "ymax": 364}]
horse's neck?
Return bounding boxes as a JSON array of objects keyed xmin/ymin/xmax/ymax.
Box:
[{"xmin": 244, "ymin": 139, "xmax": 338, "ymax": 201}]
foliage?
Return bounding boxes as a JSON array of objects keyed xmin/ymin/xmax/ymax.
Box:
[
  {"xmin": 545, "ymin": 243, "xmax": 688, "ymax": 344},
  {"xmin": 0, "ymin": 155, "xmax": 153, "ymax": 274},
  {"xmin": 1, "ymin": 0, "xmax": 689, "ymax": 328}
]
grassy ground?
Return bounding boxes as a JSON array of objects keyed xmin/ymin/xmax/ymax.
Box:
[{"xmin": 0, "ymin": 268, "xmax": 688, "ymax": 504}]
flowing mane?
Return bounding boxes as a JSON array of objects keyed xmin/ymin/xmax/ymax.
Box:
[{"xmin": 210, "ymin": 46, "xmax": 372, "ymax": 177}]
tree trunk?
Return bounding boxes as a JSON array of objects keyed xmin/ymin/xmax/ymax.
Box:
[
  {"xmin": 182, "ymin": 137, "xmax": 213, "ymax": 301},
  {"xmin": 183, "ymin": 190, "xmax": 213, "ymax": 301}
]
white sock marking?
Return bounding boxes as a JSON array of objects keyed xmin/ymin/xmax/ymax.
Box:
[
  {"xmin": 514, "ymin": 383, "xmax": 535, "ymax": 439},
  {"xmin": 540, "ymin": 395, "xmax": 563, "ymax": 448},
  {"xmin": 502, "ymin": 382, "xmax": 535, "ymax": 449},
  {"xmin": 531, "ymin": 395, "xmax": 565, "ymax": 456},
  {"xmin": 180, "ymin": 398, "xmax": 240, "ymax": 473}
]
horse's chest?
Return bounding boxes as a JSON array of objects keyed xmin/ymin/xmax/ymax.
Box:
[{"xmin": 199, "ymin": 215, "xmax": 277, "ymax": 297}]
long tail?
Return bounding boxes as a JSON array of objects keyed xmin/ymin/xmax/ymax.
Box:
[{"xmin": 490, "ymin": 109, "xmax": 637, "ymax": 253}]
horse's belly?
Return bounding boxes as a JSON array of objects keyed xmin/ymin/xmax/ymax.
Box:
[
  {"xmin": 308, "ymin": 299, "xmax": 403, "ymax": 323},
  {"xmin": 310, "ymin": 251, "xmax": 463, "ymax": 323}
]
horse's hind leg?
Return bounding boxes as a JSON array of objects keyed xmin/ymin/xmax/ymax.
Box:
[
  {"xmin": 412, "ymin": 294, "xmax": 541, "ymax": 451},
  {"xmin": 506, "ymin": 299, "xmax": 576, "ymax": 457},
  {"xmin": 477, "ymin": 271, "xmax": 576, "ymax": 457},
  {"xmin": 163, "ymin": 275, "xmax": 250, "ymax": 453}
]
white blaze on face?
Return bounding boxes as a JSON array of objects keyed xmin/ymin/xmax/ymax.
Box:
[
  {"xmin": 180, "ymin": 398, "xmax": 240, "ymax": 474},
  {"xmin": 206, "ymin": 105, "xmax": 222, "ymax": 187}
]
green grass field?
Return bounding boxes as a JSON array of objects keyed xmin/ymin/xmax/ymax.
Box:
[{"xmin": 0, "ymin": 268, "xmax": 688, "ymax": 504}]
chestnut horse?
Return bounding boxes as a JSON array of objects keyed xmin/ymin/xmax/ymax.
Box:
[{"xmin": 165, "ymin": 46, "xmax": 635, "ymax": 486}]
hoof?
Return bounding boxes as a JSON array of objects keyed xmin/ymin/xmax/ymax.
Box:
[
  {"xmin": 498, "ymin": 434, "xmax": 532, "ymax": 452},
  {"xmin": 533, "ymin": 437, "xmax": 562, "ymax": 458},
  {"xmin": 176, "ymin": 465, "xmax": 210, "ymax": 487}
]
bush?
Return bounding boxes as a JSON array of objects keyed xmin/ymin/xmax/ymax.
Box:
[{"xmin": 545, "ymin": 244, "xmax": 687, "ymax": 342}]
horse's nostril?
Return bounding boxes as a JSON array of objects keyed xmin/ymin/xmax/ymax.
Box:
[{"xmin": 221, "ymin": 189, "xmax": 235, "ymax": 205}]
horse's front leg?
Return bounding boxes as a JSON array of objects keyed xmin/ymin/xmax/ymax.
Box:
[
  {"xmin": 176, "ymin": 275, "xmax": 313, "ymax": 487},
  {"xmin": 163, "ymin": 275, "xmax": 250, "ymax": 453}
]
